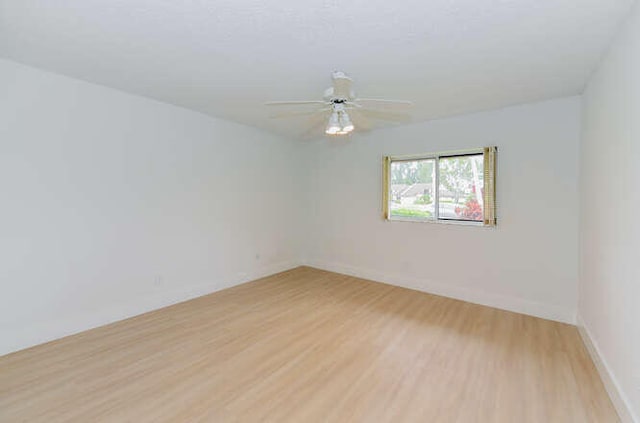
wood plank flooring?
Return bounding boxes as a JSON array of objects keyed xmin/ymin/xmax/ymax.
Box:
[{"xmin": 0, "ymin": 266, "xmax": 618, "ymax": 422}]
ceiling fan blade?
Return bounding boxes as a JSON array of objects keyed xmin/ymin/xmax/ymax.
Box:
[
  {"xmin": 269, "ymin": 108, "xmax": 330, "ymax": 119},
  {"xmin": 265, "ymin": 100, "xmax": 328, "ymax": 106},
  {"xmin": 348, "ymin": 110, "xmax": 373, "ymax": 132},
  {"xmin": 356, "ymin": 108, "xmax": 412, "ymax": 123},
  {"xmin": 332, "ymin": 75, "xmax": 353, "ymax": 99},
  {"xmin": 300, "ymin": 112, "xmax": 331, "ymax": 140},
  {"xmin": 352, "ymin": 98, "xmax": 413, "ymax": 110}
]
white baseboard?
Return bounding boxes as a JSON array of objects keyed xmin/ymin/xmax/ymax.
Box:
[
  {"xmin": 576, "ymin": 315, "xmax": 637, "ymax": 423},
  {"xmin": 0, "ymin": 260, "xmax": 300, "ymax": 356},
  {"xmin": 303, "ymin": 259, "xmax": 575, "ymax": 324}
]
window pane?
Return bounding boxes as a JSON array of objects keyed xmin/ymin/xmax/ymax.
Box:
[
  {"xmin": 438, "ymin": 154, "xmax": 484, "ymax": 221},
  {"xmin": 389, "ymin": 159, "xmax": 435, "ymax": 220}
]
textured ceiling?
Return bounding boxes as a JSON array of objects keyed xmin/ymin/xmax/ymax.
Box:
[{"xmin": 0, "ymin": 0, "xmax": 635, "ymax": 139}]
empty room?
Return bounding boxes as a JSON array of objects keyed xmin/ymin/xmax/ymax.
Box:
[{"xmin": 1, "ymin": 0, "xmax": 639, "ymax": 421}]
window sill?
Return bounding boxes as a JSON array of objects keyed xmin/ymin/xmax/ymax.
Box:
[{"xmin": 386, "ymin": 216, "xmax": 494, "ymax": 228}]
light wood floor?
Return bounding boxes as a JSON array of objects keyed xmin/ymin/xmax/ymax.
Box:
[{"xmin": 0, "ymin": 267, "xmax": 617, "ymax": 422}]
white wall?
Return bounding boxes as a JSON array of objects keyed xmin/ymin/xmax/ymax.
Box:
[
  {"xmin": 0, "ymin": 59, "xmax": 298, "ymax": 355},
  {"xmin": 299, "ymin": 97, "xmax": 581, "ymax": 323},
  {"xmin": 578, "ymin": 2, "xmax": 640, "ymax": 421}
]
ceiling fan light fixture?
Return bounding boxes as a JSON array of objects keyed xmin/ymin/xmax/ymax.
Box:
[
  {"xmin": 325, "ymin": 112, "xmax": 341, "ymax": 135},
  {"xmin": 326, "ymin": 126, "xmax": 340, "ymax": 135},
  {"xmin": 340, "ymin": 112, "xmax": 354, "ymax": 133}
]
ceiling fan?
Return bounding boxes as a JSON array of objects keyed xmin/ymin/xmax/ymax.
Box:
[{"xmin": 266, "ymin": 71, "xmax": 412, "ymax": 136}]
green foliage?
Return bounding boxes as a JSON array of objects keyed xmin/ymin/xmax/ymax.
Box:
[
  {"xmin": 413, "ymin": 193, "xmax": 432, "ymax": 205},
  {"xmin": 438, "ymin": 157, "xmax": 472, "ymax": 202},
  {"xmin": 390, "ymin": 208, "xmax": 432, "ymax": 218},
  {"xmin": 391, "ymin": 160, "xmax": 434, "ymax": 185}
]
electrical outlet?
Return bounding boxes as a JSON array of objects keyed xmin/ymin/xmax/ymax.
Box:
[{"xmin": 154, "ymin": 276, "xmax": 164, "ymax": 287}]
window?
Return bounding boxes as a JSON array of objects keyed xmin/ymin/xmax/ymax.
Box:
[{"xmin": 383, "ymin": 147, "xmax": 496, "ymax": 225}]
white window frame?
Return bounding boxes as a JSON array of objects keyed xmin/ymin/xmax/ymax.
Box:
[{"xmin": 383, "ymin": 147, "xmax": 497, "ymax": 226}]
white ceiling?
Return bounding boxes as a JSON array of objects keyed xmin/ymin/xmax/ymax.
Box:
[{"xmin": 0, "ymin": 0, "xmax": 635, "ymax": 139}]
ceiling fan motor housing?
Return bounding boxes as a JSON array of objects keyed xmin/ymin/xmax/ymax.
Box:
[{"xmin": 331, "ymin": 103, "xmax": 346, "ymax": 112}]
